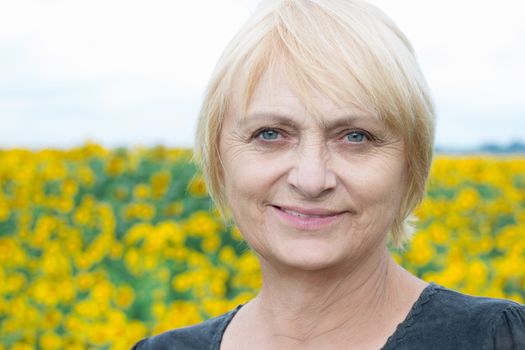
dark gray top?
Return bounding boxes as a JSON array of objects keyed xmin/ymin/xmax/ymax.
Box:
[{"xmin": 132, "ymin": 283, "xmax": 525, "ymax": 349}]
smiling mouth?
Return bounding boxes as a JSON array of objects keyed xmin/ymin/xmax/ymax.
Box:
[
  {"xmin": 274, "ymin": 206, "xmax": 343, "ymax": 218},
  {"xmin": 270, "ymin": 205, "xmax": 346, "ymax": 229}
]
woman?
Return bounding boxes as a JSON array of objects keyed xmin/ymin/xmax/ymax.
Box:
[{"xmin": 133, "ymin": 0, "xmax": 525, "ymax": 348}]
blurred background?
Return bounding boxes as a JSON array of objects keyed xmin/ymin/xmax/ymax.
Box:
[
  {"xmin": 0, "ymin": 1, "xmax": 524, "ymax": 350},
  {"xmin": 1, "ymin": 0, "xmax": 524, "ymax": 150}
]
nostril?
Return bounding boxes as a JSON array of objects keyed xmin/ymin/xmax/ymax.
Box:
[{"xmin": 286, "ymin": 163, "xmax": 336, "ymax": 199}]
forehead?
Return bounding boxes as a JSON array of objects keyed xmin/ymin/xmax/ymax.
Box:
[{"xmin": 241, "ymin": 61, "xmax": 379, "ymax": 125}]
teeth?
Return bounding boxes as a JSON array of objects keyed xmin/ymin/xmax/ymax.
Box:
[{"xmin": 283, "ymin": 209, "xmax": 326, "ymax": 218}]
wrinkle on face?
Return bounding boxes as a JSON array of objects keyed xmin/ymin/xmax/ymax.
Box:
[{"xmin": 218, "ymin": 60, "xmax": 408, "ymax": 273}]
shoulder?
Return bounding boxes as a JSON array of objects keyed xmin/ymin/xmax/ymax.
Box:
[
  {"xmin": 432, "ymin": 285, "xmax": 525, "ymax": 348},
  {"xmin": 391, "ymin": 283, "xmax": 525, "ymax": 349},
  {"xmin": 428, "ymin": 284, "xmax": 523, "ymax": 319},
  {"xmin": 131, "ymin": 305, "xmax": 242, "ymax": 350},
  {"xmin": 490, "ymin": 298, "xmax": 525, "ymax": 349}
]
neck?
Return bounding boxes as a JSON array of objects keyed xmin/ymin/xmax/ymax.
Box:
[{"xmin": 249, "ymin": 247, "xmax": 425, "ymax": 348}]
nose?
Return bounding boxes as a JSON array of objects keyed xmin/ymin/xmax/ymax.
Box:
[{"xmin": 287, "ymin": 143, "xmax": 337, "ymax": 198}]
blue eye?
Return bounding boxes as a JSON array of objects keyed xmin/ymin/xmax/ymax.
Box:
[
  {"xmin": 345, "ymin": 131, "xmax": 367, "ymax": 143},
  {"xmin": 259, "ymin": 129, "xmax": 280, "ymax": 140}
]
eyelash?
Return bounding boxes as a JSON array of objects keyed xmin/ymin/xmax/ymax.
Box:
[
  {"xmin": 252, "ymin": 128, "xmax": 286, "ymax": 142},
  {"xmin": 251, "ymin": 128, "xmax": 377, "ymax": 145},
  {"xmin": 340, "ymin": 130, "xmax": 373, "ymax": 143}
]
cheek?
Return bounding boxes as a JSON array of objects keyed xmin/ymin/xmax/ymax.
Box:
[
  {"xmin": 370, "ymin": 164, "xmax": 405, "ymax": 203},
  {"xmin": 222, "ymin": 150, "xmax": 290, "ymax": 204},
  {"xmin": 338, "ymin": 155, "xmax": 407, "ymax": 212},
  {"xmin": 222, "ymin": 161, "xmax": 260, "ymax": 205},
  {"xmin": 221, "ymin": 156, "xmax": 275, "ymax": 251}
]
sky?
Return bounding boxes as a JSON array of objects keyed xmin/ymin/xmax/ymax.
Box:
[{"xmin": 0, "ymin": 0, "xmax": 524, "ymax": 149}]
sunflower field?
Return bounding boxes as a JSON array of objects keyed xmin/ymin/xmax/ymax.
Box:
[{"xmin": 0, "ymin": 144, "xmax": 524, "ymax": 349}]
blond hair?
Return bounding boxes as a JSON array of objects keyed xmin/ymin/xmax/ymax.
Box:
[{"xmin": 194, "ymin": 0, "xmax": 435, "ymax": 247}]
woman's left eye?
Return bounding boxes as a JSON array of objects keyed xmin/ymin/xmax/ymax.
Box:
[
  {"xmin": 256, "ymin": 128, "xmax": 281, "ymax": 141},
  {"xmin": 344, "ymin": 131, "xmax": 368, "ymax": 143}
]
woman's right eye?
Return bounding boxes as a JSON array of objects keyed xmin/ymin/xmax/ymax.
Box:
[{"xmin": 256, "ymin": 128, "xmax": 281, "ymax": 141}]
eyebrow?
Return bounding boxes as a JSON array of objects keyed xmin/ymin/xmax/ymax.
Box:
[
  {"xmin": 239, "ymin": 113, "xmax": 300, "ymax": 129},
  {"xmin": 241, "ymin": 111, "xmax": 379, "ymax": 130}
]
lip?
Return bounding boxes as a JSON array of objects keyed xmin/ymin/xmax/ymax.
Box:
[{"xmin": 270, "ymin": 205, "xmax": 347, "ymax": 231}]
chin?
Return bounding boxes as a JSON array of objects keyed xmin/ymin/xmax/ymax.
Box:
[{"xmin": 267, "ymin": 240, "xmax": 349, "ymax": 272}]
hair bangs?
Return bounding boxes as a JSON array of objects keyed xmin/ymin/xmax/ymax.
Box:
[{"xmin": 196, "ymin": 0, "xmax": 435, "ymax": 247}]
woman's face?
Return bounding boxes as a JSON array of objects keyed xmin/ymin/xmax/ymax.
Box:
[{"xmin": 219, "ymin": 64, "xmax": 408, "ymax": 271}]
